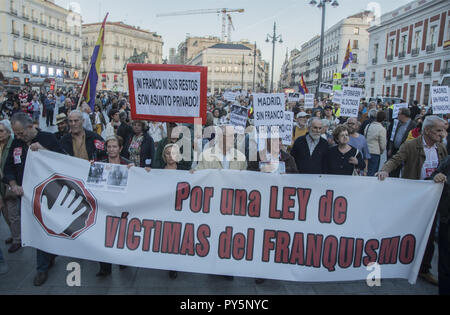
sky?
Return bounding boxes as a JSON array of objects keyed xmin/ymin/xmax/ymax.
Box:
[{"xmin": 56, "ymin": 0, "xmax": 413, "ymax": 85}]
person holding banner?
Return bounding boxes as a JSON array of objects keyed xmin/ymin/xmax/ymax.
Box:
[
  {"xmin": 95, "ymin": 135, "xmax": 132, "ymax": 277},
  {"xmin": 377, "ymin": 115, "xmax": 448, "ymax": 286},
  {"xmin": 290, "ymin": 117, "xmax": 328, "ymax": 174},
  {"xmin": 364, "ymin": 110, "xmax": 387, "ymax": 177},
  {"xmin": 123, "ymin": 120, "xmax": 154, "ymax": 169},
  {"xmin": 326, "ymin": 125, "xmax": 365, "ymax": 176},
  {"xmin": 432, "ymin": 156, "xmax": 450, "ymax": 295},
  {"xmin": 4, "ymin": 112, "xmax": 66, "ymax": 286}
]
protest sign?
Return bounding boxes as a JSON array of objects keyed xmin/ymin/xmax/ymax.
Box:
[
  {"xmin": 304, "ymin": 94, "xmax": 315, "ymax": 109},
  {"xmin": 319, "ymin": 83, "xmax": 333, "ymax": 94},
  {"xmin": 229, "ymin": 104, "xmax": 249, "ymax": 133},
  {"xmin": 287, "ymin": 93, "xmax": 302, "ymax": 103},
  {"xmin": 281, "ymin": 111, "xmax": 294, "ymax": 146},
  {"xmin": 23, "ymin": 150, "xmax": 443, "ymax": 284},
  {"xmin": 223, "ymin": 91, "xmax": 240, "ymax": 102},
  {"xmin": 431, "ymin": 86, "xmax": 450, "ymax": 114},
  {"xmin": 333, "ymin": 91, "xmax": 343, "ymax": 105},
  {"xmin": 392, "ymin": 103, "xmax": 409, "ymax": 119},
  {"xmin": 127, "ymin": 64, "xmax": 207, "ymax": 124},
  {"xmin": 340, "ymin": 87, "xmax": 363, "ymax": 117},
  {"xmin": 252, "ymin": 93, "xmax": 285, "ymax": 127}
]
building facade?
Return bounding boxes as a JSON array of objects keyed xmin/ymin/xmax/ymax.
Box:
[
  {"xmin": 82, "ymin": 21, "xmax": 163, "ymax": 92},
  {"xmin": 188, "ymin": 43, "xmax": 268, "ymax": 93},
  {"xmin": 172, "ymin": 36, "xmax": 222, "ymax": 65},
  {"xmin": 281, "ymin": 11, "xmax": 373, "ymax": 94},
  {"xmin": 366, "ymin": 0, "xmax": 450, "ymax": 104},
  {"xmin": 0, "ymin": 0, "xmax": 83, "ymax": 89}
]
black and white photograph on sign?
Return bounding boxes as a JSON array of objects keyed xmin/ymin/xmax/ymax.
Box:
[
  {"xmin": 319, "ymin": 83, "xmax": 333, "ymax": 94},
  {"xmin": 230, "ymin": 105, "xmax": 249, "ymax": 133},
  {"xmin": 87, "ymin": 163, "xmax": 106, "ymax": 185},
  {"xmin": 107, "ymin": 165, "xmax": 129, "ymax": 189}
]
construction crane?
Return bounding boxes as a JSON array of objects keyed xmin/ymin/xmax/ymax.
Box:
[{"xmin": 156, "ymin": 8, "xmax": 244, "ymax": 42}]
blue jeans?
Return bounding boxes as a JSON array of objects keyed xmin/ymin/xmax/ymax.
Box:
[
  {"xmin": 36, "ymin": 250, "xmax": 56, "ymax": 273},
  {"xmin": 367, "ymin": 154, "xmax": 381, "ymax": 177}
]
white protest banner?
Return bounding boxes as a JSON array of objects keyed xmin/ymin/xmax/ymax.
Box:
[
  {"xmin": 341, "ymin": 87, "xmax": 363, "ymax": 118},
  {"xmin": 319, "ymin": 83, "xmax": 333, "ymax": 94},
  {"xmin": 392, "ymin": 103, "xmax": 409, "ymax": 119},
  {"xmin": 431, "ymin": 86, "xmax": 450, "ymax": 114},
  {"xmin": 127, "ymin": 64, "xmax": 207, "ymax": 124},
  {"xmin": 252, "ymin": 93, "xmax": 285, "ymax": 127},
  {"xmin": 287, "ymin": 93, "xmax": 302, "ymax": 103},
  {"xmin": 22, "ymin": 150, "xmax": 443, "ymax": 284},
  {"xmin": 281, "ymin": 111, "xmax": 294, "ymax": 146},
  {"xmin": 229, "ymin": 104, "xmax": 249, "ymax": 133},
  {"xmin": 304, "ymin": 94, "xmax": 315, "ymax": 109},
  {"xmin": 333, "ymin": 91, "xmax": 343, "ymax": 105}
]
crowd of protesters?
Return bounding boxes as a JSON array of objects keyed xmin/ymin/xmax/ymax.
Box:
[{"xmin": 0, "ymin": 86, "xmax": 449, "ymax": 295}]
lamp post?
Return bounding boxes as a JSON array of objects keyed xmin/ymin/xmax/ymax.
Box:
[
  {"xmin": 309, "ymin": 0, "xmax": 339, "ymax": 98},
  {"xmin": 266, "ymin": 22, "xmax": 283, "ymax": 93},
  {"xmin": 241, "ymin": 54, "xmax": 245, "ymax": 92},
  {"xmin": 249, "ymin": 42, "xmax": 258, "ymax": 92},
  {"xmin": 60, "ymin": 58, "xmax": 66, "ymax": 85}
]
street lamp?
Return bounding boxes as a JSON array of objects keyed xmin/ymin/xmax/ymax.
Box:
[
  {"xmin": 249, "ymin": 42, "xmax": 258, "ymax": 92},
  {"xmin": 241, "ymin": 54, "xmax": 245, "ymax": 91},
  {"xmin": 266, "ymin": 22, "xmax": 283, "ymax": 93},
  {"xmin": 60, "ymin": 58, "xmax": 66, "ymax": 85},
  {"xmin": 309, "ymin": 0, "xmax": 339, "ymax": 98}
]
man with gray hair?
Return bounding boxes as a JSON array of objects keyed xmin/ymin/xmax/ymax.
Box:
[
  {"xmin": 290, "ymin": 117, "xmax": 328, "ymax": 174},
  {"xmin": 3, "ymin": 112, "xmax": 65, "ymax": 286},
  {"xmin": 377, "ymin": 115, "xmax": 448, "ymax": 285}
]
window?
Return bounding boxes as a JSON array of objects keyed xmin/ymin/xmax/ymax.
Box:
[
  {"xmin": 401, "ymin": 35, "xmax": 407, "ymax": 53},
  {"xmin": 412, "ymin": 65, "xmax": 417, "ymax": 74},
  {"xmin": 429, "ymin": 25, "xmax": 437, "ymax": 45},
  {"xmin": 414, "ymin": 30, "xmax": 421, "ymax": 49},
  {"xmin": 389, "ymin": 39, "xmax": 395, "ymax": 55},
  {"xmin": 354, "ymin": 27, "xmax": 359, "ymax": 35},
  {"xmin": 397, "ymin": 86, "xmax": 402, "ymax": 97},
  {"xmin": 353, "ymin": 40, "xmax": 358, "ymax": 49}
]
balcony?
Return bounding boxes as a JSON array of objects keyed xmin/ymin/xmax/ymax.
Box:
[
  {"xmin": 22, "ymin": 14, "xmax": 30, "ymax": 20},
  {"xmin": 49, "ymin": 41, "xmax": 56, "ymax": 47},
  {"xmin": 441, "ymin": 68, "xmax": 450, "ymax": 75},
  {"xmin": 424, "ymin": 70, "xmax": 432, "ymax": 77},
  {"xmin": 411, "ymin": 48, "xmax": 420, "ymax": 57},
  {"xmin": 399, "ymin": 51, "xmax": 406, "ymax": 59},
  {"xmin": 65, "ymin": 45, "xmax": 72, "ymax": 50},
  {"xmin": 41, "ymin": 57, "xmax": 48, "ymax": 63},
  {"xmin": 10, "ymin": 8, "xmax": 18, "ymax": 16},
  {"xmin": 426, "ymin": 44, "xmax": 436, "ymax": 53},
  {"xmin": 387, "ymin": 54, "xmax": 393, "ymax": 62},
  {"xmin": 409, "ymin": 72, "xmax": 416, "ymax": 78},
  {"xmin": 57, "ymin": 43, "xmax": 64, "ymax": 48},
  {"xmin": 82, "ymin": 56, "xmax": 89, "ymax": 61},
  {"xmin": 396, "ymin": 74, "xmax": 403, "ymax": 80},
  {"xmin": 11, "ymin": 30, "xmax": 20, "ymax": 36},
  {"xmin": 57, "ymin": 26, "xmax": 63, "ymax": 32},
  {"xmin": 40, "ymin": 20, "xmax": 47, "ymax": 27},
  {"xmin": 23, "ymin": 33, "xmax": 31, "ymax": 40},
  {"xmin": 372, "ymin": 58, "xmax": 377, "ymax": 65},
  {"xmin": 13, "ymin": 52, "xmax": 21, "ymax": 58},
  {"xmin": 32, "ymin": 36, "xmax": 40, "ymax": 42},
  {"xmin": 385, "ymin": 76, "xmax": 391, "ymax": 81},
  {"xmin": 74, "ymin": 47, "xmax": 81, "ymax": 52},
  {"xmin": 24, "ymin": 54, "xmax": 32, "ymax": 61},
  {"xmin": 32, "ymin": 17, "xmax": 38, "ymax": 23},
  {"xmin": 41, "ymin": 38, "xmax": 48, "ymax": 44},
  {"xmin": 48, "ymin": 24, "xmax": 55, "ymax": 30}
]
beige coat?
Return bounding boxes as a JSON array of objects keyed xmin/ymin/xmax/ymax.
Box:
[
  {"xmin": 195, "ymin": 147, "xmax": 247, "ymax": 171},
  {"xmin": 364, "ymin": 122, "xmax": 387, "ymax": 155}
]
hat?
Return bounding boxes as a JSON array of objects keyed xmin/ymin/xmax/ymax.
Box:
[
  {"xmin": 296, "ymin": 112, "xmax": 308, "ymax": 118},
  {"xmin": 56, "ymin": 113, "xmax": 67, "ymax": 125},
  {"xmin": 324, "ymin": 105, "xmax": 333, "ymax": 110}
]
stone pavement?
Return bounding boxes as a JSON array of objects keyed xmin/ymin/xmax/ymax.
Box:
[{"xmin": 0, "ymin": 217, "xmax": 439, "ymax": 295}]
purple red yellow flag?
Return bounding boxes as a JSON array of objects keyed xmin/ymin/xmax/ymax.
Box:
[
  {"xmin": 299, "ymin": 74, "xmax": 309, "ymax": 95},
  {"xmin": 81, "ymin": 13, "xmax": 108, "ymax": 111},
  {"xmin": 342, "ymin": 40, "xmax": 353, "ymax": 70}
]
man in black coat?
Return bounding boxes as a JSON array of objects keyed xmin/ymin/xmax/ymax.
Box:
[
  {"xmin": 290, "ymin": 117, "xmax": 328, "ymax": 174},
  {"xmin": 4, "ymin": 112, "xmax": 66, "ymax": 286}
]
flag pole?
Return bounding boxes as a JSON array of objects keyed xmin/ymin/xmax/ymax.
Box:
[{"xmin": 77, "ymin": 62, "xmax": 93, "ymax": 110}]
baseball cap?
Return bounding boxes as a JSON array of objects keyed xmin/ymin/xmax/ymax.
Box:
[{"xmin": 296, "ymin": 112, "xmax": 308, "ymax": 118}]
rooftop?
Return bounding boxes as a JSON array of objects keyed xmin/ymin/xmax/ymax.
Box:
[{"xmin": 209, "ymin": 43, "xmax": 252, "ymax": 50}]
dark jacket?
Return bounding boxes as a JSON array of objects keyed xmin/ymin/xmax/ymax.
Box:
[
  {"xmin": 247, "ymin": 150, "xmax": 298, "ymax": 174},
  {"xmin": 60, "ymin": 129, "xmax": 107, "ymax": 161},
  {"xmin": 0, "ymin": 136, "xmax": 14, "ymax": 197},
  {"xmin": 431, "ymin": 156, "xmax": 450, "ymax": 226},
  {"xmin": 290, "ymin": 134, "xmax": 328, "ymax": 174},
  {"xmin": 3, "ymin": 130, "xmax": 65, "ymax": 186},
  {"xmin": 386, "ymin": 119, "xmax": 416, "ymax": 157},
  {"xmin": 326, "ymin": 145, "xmax": 365, "ymax": 175},
  {"xmin": 152, "ymin": 137, "xmax": 192, "ymax": 170},
  {"xmin": 123, "ymin": 132, "xmax": 155, "ymax": 168}
]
